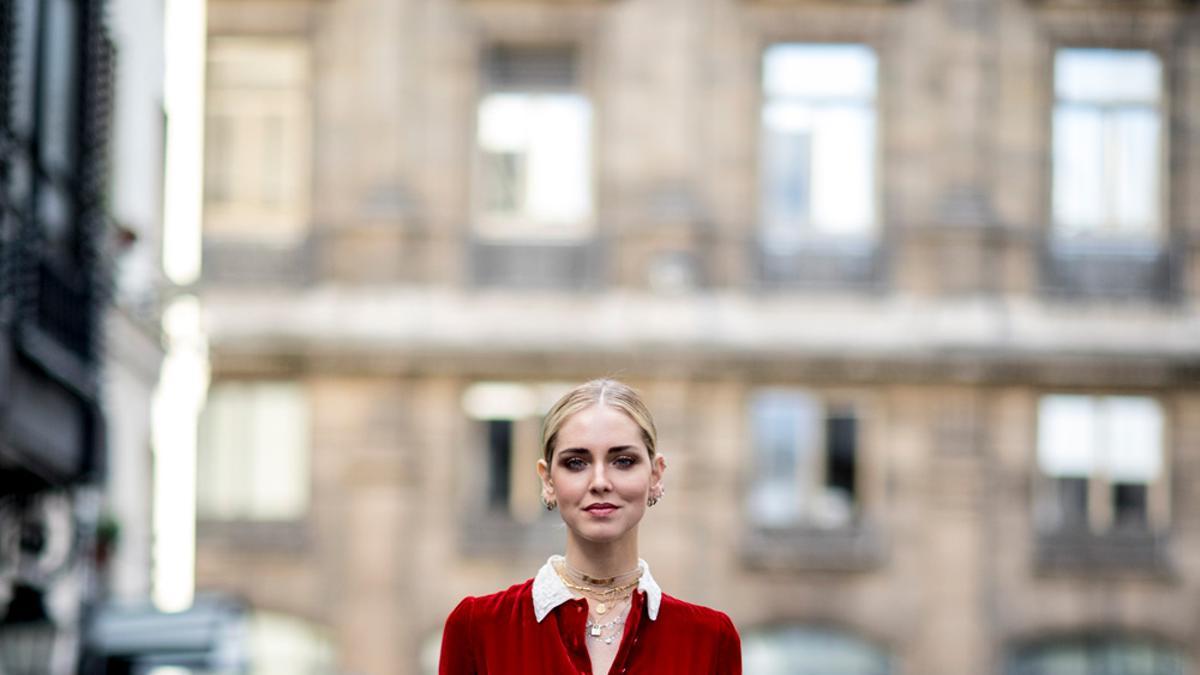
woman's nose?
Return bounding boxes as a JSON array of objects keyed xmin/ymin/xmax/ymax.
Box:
[{"xmin": 589, "ymin": 465, "xmax": 612, "ymax": 492}]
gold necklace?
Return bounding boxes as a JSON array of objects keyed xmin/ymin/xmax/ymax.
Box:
[
  {"xmin": 553, "ymin": 562, "xmax": 641, "ymax": 615},
  {"xmin": 562, "ymin": 560, "xmax": 641, "ymax": 587}
]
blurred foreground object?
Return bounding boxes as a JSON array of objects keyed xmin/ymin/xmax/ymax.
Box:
[
  {"xmin": 2, "ymin": 0, "xmax": 168, "ymax": 671},
  {"xmin": 79, "ymin": 593, "xmax": 247, "ymax": 675},
  {"xmin": 0, "ymin": 583, "xmax": 56, "ymax": 675}
]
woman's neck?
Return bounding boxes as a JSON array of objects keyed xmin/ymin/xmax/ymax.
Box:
[{"xmin": 564, "ymin": 529, "xmax": 640, "ymax": 579}]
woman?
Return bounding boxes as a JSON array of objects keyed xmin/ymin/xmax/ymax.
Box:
[{"xmin": 439, "ymin": 378, "xmax": 742, "ymax": 674}]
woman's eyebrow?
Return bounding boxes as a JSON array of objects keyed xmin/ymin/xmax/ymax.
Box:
[{"xmin": 558, "ymin": 445, "xmax": 637, "ymax": 456}]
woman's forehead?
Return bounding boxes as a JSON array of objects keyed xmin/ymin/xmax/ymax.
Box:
[{"xmin": 556, "ymin": 406, "xmax": 645, "ymax": 447}]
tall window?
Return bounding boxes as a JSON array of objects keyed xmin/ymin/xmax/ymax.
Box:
[
  {"xmin": 1052, "ymin": 49, "xmax": 1162, "ymax": 240},
  {"xmin": 760, "ymin": 44, "xmax": 877, "ymax": 249},
  {"xmin": 8, "ymin": 0, "xmax": 84, "ymax": 265},
  {"xmin": 204, "ymin": 37, "xmax": 311, "ymax": 241},
  {"xmin": 1036, "ymin": 395, "xmax": 1164, "ymax": 533},
  {"xmin": 198, "ymin": 381, "xmax": 310, "ymax": 521},
  {"xmin": 748, "ymin": 390, "xmax": 860, "ymax": 529},
  {"xmin": 475, "ymin": 45, "xmax": 593, "ymax": 239},
  {"xmin": 37, "ymin": 0, "xmax": 83, "ymax": 266},
  {"xmin": 461, "ymin": 382, "xmax": 569, "ymax": 522}
]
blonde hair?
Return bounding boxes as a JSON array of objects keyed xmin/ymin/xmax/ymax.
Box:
[{"xmin": 541, "ymin": 379, "xmax": 658, "ymax": 462}]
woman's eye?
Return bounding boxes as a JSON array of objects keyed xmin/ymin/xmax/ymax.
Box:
[
  {"xmin": 564, "ymin": 458, "xmax": 586, "ymax": 470},
  {"xmin": 614, "ymin": 457, "xmax": 636, "ymax": 468}
]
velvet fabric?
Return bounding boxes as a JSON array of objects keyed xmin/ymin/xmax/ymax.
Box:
[{"xmin": 439, "ymin": 578, "xmax": 742, "ymax": 674}]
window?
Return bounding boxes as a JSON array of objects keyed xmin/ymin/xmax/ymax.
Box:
[
  {"xmin": 744, "ymin": 626, "xmax": 891, "ymax": 675},
  {"xmin": 1036, "ymin": 395, "xmax": 1165, "ymax": 533},
  {"xmin": 1009, "ymin": 636, "xmax": 1187, "ymax": 675},
  {"xmin": 8, "ymin": 0, "xmax": 85, "ymax": 267},
  {"xmin": 1052, "ymin": 49, "xmax": 1162, "ymax": 240},
  {"xmin": 475, "ymin": 46, "xmax": 593, "ymax": 239},
  {"xmin": 748, "ymin": 390, "xmax": 860, "ymax": 529},
  {"xmin": 3, "ymin": 0, "xmax": 112, "ymax": 367},
  {"xmin": 197, "ymin": 381, "xmax": 310, "ymax": 521},
  {"xmin": 461, "ymin": 382, "xmax": 569, "ymax": 522},
  {"xmin": 204, "ymin": 38, "xmax": 311, "ymax": 241},
  {"xmin": 760, "ymin": 44, "xmax": 877, "ymax": 249}
]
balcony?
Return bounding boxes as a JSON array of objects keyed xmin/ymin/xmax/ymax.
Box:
[
  {"xmin": 469, "ymin": 238, "xmax": 603, "ymax": 290},
  {"xmin": 741, "ymin": 521, "xmax": 887, "ymax": 573},
  {"xmin": 754, "ymin": 237, "xmax": 883, "ymax": 291},
  {"xmin": 1035, "ymin": 527, "xmax": 1172, "ymax": 576},
  {"xmin": 1040, "ymin": 239, "xmax": 1176, "ymax": 303}
]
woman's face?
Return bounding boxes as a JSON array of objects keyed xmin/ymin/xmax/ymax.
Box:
[{"xmin": 538, "ymin": 405, "xmax": 665, "ymax": 545}]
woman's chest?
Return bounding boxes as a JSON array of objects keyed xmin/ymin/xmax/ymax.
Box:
[{"xmin": 474, "ymin": 622, "xmax": 714, "ymax": 675}]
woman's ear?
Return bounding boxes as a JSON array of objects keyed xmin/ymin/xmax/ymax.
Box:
[
  {"xmin": 536, "ymin": 458, "xmax": 554, "ymax": 500},
  {"xmin": 650, "ymin": 454, "xmax": 666, "ymax": 497}
]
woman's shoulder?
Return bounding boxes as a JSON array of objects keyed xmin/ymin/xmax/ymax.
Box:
[
  {"xmin": 657, "ymin": 593, "xmax": 739, "ymax": 636},
  {"xmin": 445, "ymin": 578, "xmax": 536, "ymax": 624}
]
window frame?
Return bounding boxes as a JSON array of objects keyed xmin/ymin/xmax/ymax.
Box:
[
  {"xmin": 748, "ymin": 34, "xmax": 887, "ymax": 291},
  {"xmin": 459, "ymin": 381, "xmax": 573, "ymax": 523},
  {"xmin": 197, "ymin": 379, "xmax": 312, "ymax": 523},
  {"xmin": 1048, "ymin": 46, "xmax": 1168, "ymax": 245},
  {"xmin": 1033, "ymin": 392, "xmax": 1171, "ymax": 537},
  {"xmin": 756, "ymin": 41, "xmax": 882, "ymax": 249},
  {"xmin": 745, "ymin": 387, "xmax": 874, "ymax": 531},
  {"xmin": 470, "ymin": 43, "xmax": 597, "ymax": 242},
  {"xmin": 202, "ymin": 35, "xmax": 313, "ymax": 243}
]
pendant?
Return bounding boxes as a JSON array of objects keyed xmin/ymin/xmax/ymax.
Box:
[
  {"xmin": 590, "ymin": 624, "xmax": 602, "ymax": 637},
  {"xmin": 595, "ymin": 602, "xmax": 608, "ymax": 615}
]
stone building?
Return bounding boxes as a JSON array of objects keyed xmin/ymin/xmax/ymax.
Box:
[{"xmin": 193, "ymin": 0, "xmax": 1200, "ymax": 673}]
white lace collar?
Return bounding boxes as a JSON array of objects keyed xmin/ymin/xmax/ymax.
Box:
[{"xmin": 532, "ymin": 554, "xmax": 662, "ymax": 623}]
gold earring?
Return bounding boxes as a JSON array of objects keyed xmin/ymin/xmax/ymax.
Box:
[{"xmin": 543, "ymin": 496, "xmax": 557, "ymax": 511}]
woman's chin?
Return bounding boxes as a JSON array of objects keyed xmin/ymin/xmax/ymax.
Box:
[{"xmin": 568, "ymin": 521, "xmax": 636, "ymax": 545}]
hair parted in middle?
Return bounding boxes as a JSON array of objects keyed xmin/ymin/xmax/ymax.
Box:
[{"xmin": 540, "ymin": 378, "xmax": 658, "ymax": 463}]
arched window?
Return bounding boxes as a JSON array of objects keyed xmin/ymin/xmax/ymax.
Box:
[
  {"xmin": 1009, "ymin": 636, "xmax": 1188, "ymax": 675},
  {"xmin": 743, "ymin": 625, "xmax": 891, "ymax": 675}
]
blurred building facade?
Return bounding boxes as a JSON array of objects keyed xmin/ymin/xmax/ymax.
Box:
[{"xmin": 193, "ymin": 0, "xmax": 1200, "ymax": 673}]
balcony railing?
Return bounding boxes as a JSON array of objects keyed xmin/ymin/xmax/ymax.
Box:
[
  {"xmin": 1035, "ymin": 527, "xmax": 1172, "ymax": 575},
  {"xmin": 1040, "ymin": 239, "xmax": 1176, "ymax": 302}
]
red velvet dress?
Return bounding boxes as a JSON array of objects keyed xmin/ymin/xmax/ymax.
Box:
[{"xmin": 438, "ymin": 559, "xmax": 741, "ymax": 675}]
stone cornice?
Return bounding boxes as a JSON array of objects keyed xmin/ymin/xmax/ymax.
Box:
[{"xmin": 198, "ymin": 287, "xmax": 1200, "ymax": 384}]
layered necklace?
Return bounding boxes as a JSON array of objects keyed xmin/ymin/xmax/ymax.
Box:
[
  {"xmin": 584, "ymin": 600, "xmax": 630, "ymax": 645},
  {"xmin": 552, "ymin": 559, "xmax": 643, "ymax": 617}
]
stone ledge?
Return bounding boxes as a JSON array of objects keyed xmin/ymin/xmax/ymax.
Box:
[{"xmin": 740, "ymin": 522, "xmax": 887, "ymax": 573}]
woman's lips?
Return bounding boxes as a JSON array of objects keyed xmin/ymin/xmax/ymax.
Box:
[{"xmin": 584, "ymin": 504, "xmax": 619, "ymax": 516}]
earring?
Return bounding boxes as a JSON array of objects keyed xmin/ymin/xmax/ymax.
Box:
[
  {"xmin": 542, "ymin": 496, "xmax": 557, "ymax": 511},
  {"xmin": 648, "ymin": 484, "xmax": 665, "ymax": 507}
]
